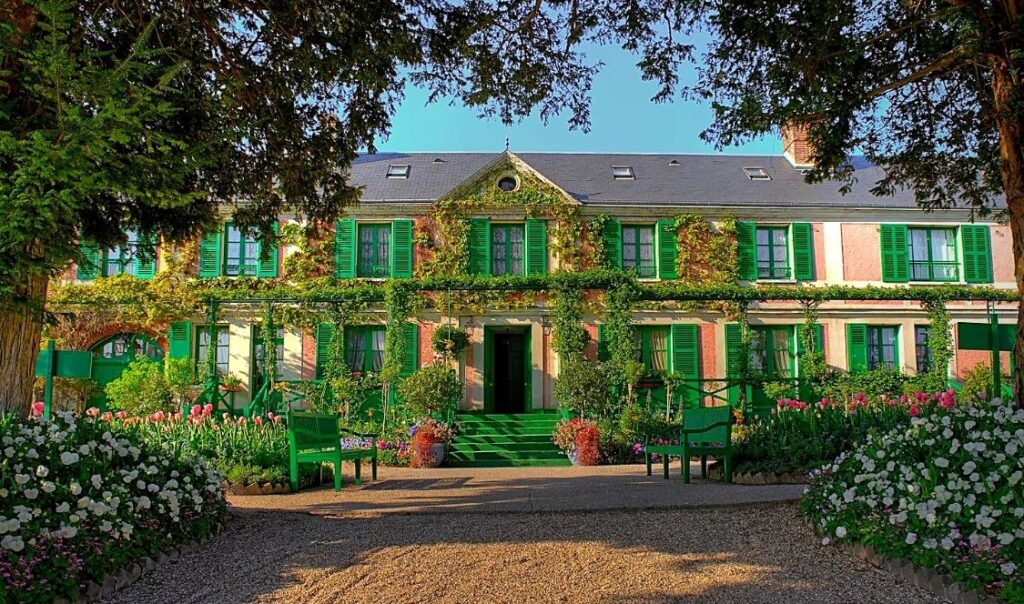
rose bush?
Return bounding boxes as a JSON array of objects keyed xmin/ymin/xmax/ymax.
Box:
[
  {"xmin": 802, "ymin": 398, "xmax": 1024, "ymax": 601},
  {"xmin": 0, "ymin": 411, "xmax": 226, "ymax": 603}
]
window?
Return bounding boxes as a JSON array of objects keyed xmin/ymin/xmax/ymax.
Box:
[
  {"xmin": 749, "ymin": 326, "xmax": 794, "ymax": 378},
  {"xmin": 224, "ymin": 224, "xmax": 259, "ymax": 276},
  {"xmin": 253, "ymin": 326, "xmax": 285, "ymax": 383},
  {"xmin": 357, "ymin": 224, "xmax": 391, "ymax": 277},
  {"xmin": 756, "ymin": 226, "xmax": 791, "ymax": 279},
  {"xmin": 104, "ymin": 230, "xmax": 139, "ymax": 276},
  {"xmin": 497, "ymin": 176, "xmax": 519, "ymax": 192},
  {"xmin": 743, "ymin": 167, "xmax": 771, "ymax": 180},
  {"xmin": 491, "ymin": 224, "xmax": 525, "ymax": 275},
  {"xmin": 622, "ymin": 225, "xmax": 656, "ymax": 278},
  {"xmin": 908, "ymin": 227, "xmax": 958, "ymax": 281},
  {"xmin": 94, "ymin": 334, "xmax": 163, "ymax": 361},
  {"xmin": 867, "ymin": 326, "xmax": 899, "ymax": 371},
  {"xmin": 915, "ymin": 326, "xmax": 932, "ymax": 373},
  {"xmin": 612, "ymin": 166, "xmax": 635, "ymax": 180},
  {"xmin": 346, "ymin": 327, "xmax": 386, "ymax": 373},
  {"xmin": 635, "ymin": 326, "xmax": 669, "ymax": 374},
  {"xmin": 386, "ymin": 164, "xmax": 410, "ymax": 179},
  {"xmin": 196, "ymin": 326, "xmax": 229, "ymax": 376}
]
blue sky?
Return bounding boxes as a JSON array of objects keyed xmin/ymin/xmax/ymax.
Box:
[{"xmin": 381, "ymin": 42, "xmax": 780, "ymax": 155}]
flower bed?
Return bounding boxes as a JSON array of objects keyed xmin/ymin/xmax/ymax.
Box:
[
  {"xmin": 801, "ymin": 398, "xmax": 1024, "ymax": 601},
  {"xmin": 0, "ymin": 412, "xmax": 226, "ymax": 603}
]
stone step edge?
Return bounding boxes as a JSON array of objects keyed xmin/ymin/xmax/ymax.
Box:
[
  {"xmin": 804, "ymin": 519, "xmax": 1007, "ymax": 604},
  {"xmin": 59, "ymin": 519, "xmax": 227, "ymax": 604}
]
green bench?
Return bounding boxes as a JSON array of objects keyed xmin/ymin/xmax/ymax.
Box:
[
  {"xmin": 645, "ymin": 405, "xmax": 734, "ymax": 484},
  {"xmin": 287, "ymin": 411, "xmax": 378, "ymax": 492}
]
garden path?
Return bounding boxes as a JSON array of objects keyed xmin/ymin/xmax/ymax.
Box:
[{"xmin": 101, "ymin": 466, "xmax": 945, "ymax": 604}]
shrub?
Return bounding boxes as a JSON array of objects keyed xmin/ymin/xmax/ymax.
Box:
[
  {"xmin": 431, "ymin": 324, "xmax": 469, "ymax": 357},
  {"xmin": 801, "ymin": 398, "xmax": 1023, "ymax": 600},
  {"xmin": 0, "ymin": 412, "xmax": 226, "ymax": 603},
  {"xmin": 104, "ymin": 358, "xmax": 171, "ymax": 415},
  {"xmin": 397, "ymin": 363, "xmax": 463, "ymax": 419},
  {"xmin": 554, "ymin": 357, "xmax": 612, "ymax": 418},
  {"xmin": 961, "ymin": 362, "xmax": 1011, "ymax": 402},
  {"xmin": 165, "ymin": 357, "xmax": 198, "ymax": 409},
  {"xmin": 552, "ymin": 417, "xmax": 600, "ymax": 465}
]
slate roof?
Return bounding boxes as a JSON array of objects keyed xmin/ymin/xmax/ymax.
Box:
[{"xmin": 349, "ymin": 151, "xmax": 961, "ymax": 209}]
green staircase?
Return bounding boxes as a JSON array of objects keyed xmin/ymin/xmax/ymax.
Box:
[{"xmin": 448, "ymin": 413, "xmax": 570, "ymax": 467}]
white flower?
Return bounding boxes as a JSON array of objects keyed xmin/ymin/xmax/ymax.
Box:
[
  {"xmin": 934, "ymin": 458, "xmax": 949, "ymax": 468},
  {"xmin": 35, "ymin": 465, "xmax": 48, "ymax": 477},
  {"xmin": 835, "ymin": 526, "xmax": 847, "ymax": 538},
  {"xmin": 905, "ymin": 533, "xmax": 918, "ymax": 545},
  {"xmin": 14, "ymin": 474, "xmax": 29, "ymax": 485},
  {"xmin": 1001, "ymin": 562, "xmax": 1017, "ymax": 576},
  {"xmin": 69, "ymin": 482, "xmax": 82, "ymax": 495},
  {"xmin": 56, "ymin": 502, "xmax": 70, "ymax": 514},
  {"xmin": 1, "ymin": 535, "xmax": 24, "ymax": 552},
  {"xmin": 60, "ymin": 452, "xmax": 79, "ymax": 465},
  {"xmin": 23, "ymin": 488, "xmax": 38, "ymax": 500}
]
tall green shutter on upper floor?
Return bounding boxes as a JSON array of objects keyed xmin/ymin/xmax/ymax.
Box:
[
  {"xmin": 602, "ymin": 219, "xmax": 622, "ymax": 269},
  {"xmin": 167, "ymin": 321, "xmax": 192, "ymax": 359},
  {"xmin": 961, "ymin": 225, "xmax": 993, "ymax": 283},
  {"xmin": 846, "ymin": 323, "xmax": 869, "ymax": 374},
  {"xmin": 791, "ymin": 222, "xmax": 814, "ymax": 280},
  {"xmin": 314, "ymin": 323, "xmax": 335, "ymax": 379},
  {"xmin": 390, "ymin": 219, "xmax": 414, "ymax": 278},
  {"xmin": 77, "ymin": 243, "xmax": 99, "ymax": 281},
  {"xmin": 255, "ymin": 223, "xmax": 279, "ymax": 278},
  {"xmin": 400, "ymin": 323, "xmax": 419, "ymax": 377},
  {"xmin": 736, "ymin": 221, "xmax": 757, "ymax": 280},
  {"xmin": 525, "ymin": 219, "xmax": 547, "ymax": 275},
  {"xmin": 335, "ymin": 219, "xmax": 356, "ymax": 278},
  {"xmin": 198, "ymin": 230, "xmax": 222, "ymax": 278},
  {"xmin": 134, "ymin": 233, "xmax": 157, "ymax": 279},
  {"xmin": 657, "ymin": 219, "xmax": 678, "ymax": 279},
  {"xmin": 468, "ymin": 218, "xmax": 491, "ymax": 276},
  {"xmin": 880, "ymin": 224, "xmax": 910, "ymax": 283},
  {"xmin": 670, "ymin": 324, "xmax": 700, "ymax": 406}
]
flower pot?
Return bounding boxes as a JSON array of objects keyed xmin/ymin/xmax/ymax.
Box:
[
  {"xmin": 566, "ymin": 448, "xmax": 581, "ymax": 466},
  {"xmin": 412, "ymin": 442, "xmax": 445, "ymax": 468}
]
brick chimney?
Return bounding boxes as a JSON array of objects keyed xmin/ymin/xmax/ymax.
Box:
[{"xmin": 781, "ymin": 123, "xmax": 815, "ymax": 168}]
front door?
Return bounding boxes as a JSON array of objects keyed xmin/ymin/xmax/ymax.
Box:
[{"xmin": 493, "ymin": 332, "xmax": 527, "ymax": 413}]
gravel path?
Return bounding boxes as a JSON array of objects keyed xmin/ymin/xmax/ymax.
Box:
[{"xmin": 102, "ymin": 504, "xmax": 944, "ymax": 604}]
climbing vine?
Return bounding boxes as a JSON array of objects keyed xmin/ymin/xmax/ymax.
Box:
[
  {"xmin": 672, "ymin": 214, "xmax": 739, "ymax": 285},
  {"xmin": 550, "ymin": 285, "xmax": 588, "ymax": 361},
  {"xmin": 603, "ymin": 281, "xmax": 644, "ymax": 403},
  {"xmin": 923, "ymin": 299, "xmax": 954, "ymax": 389}
]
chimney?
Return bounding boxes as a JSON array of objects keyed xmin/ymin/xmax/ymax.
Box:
[{"xmin": 781, "ymin": 123, "xmax": 815, "ymax": 168}]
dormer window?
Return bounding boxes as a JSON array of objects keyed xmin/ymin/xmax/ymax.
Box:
[
  {"xmin": 612, "ymin": 166, "xmax": 635, "ymax": 180},
  {"xmin": 743, "ymin": 167, "xmax": 771, "ymax": 181},
  {"xmin": 386, "ymin": 164, "xmax": 410, "ymax": 179}
]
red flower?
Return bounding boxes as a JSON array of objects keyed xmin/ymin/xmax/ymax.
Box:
[{"xmin": 909, "ymin": 404, "xmax": 921, "ymax": 417}]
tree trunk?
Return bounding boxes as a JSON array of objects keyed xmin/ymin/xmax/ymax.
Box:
[
  {"xmin": 992, "ymin": 60, "xmax": 1024, "ymax": 408},
  {"xmin": 0, "ymin": 273, "xmax": 47, "ymax": 414}
]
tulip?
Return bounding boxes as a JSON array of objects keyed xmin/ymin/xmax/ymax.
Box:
[
  {"xmin": 85, "ymin": 407, "xmax": 100, "ymax": 417},
  {"xmin": 115, "ymin": 410, "xmax": 127, "ymax": 420},
  {"xmin": 253, "ymin": 416, "xmax": 263, "ymax": 426},
  {"xmin": 30, "ymin": 401, "xmax": 44, "ymax": 417},
  {"xmin": 190, "ymin": 405, "xmax": 202, "ymax": 417},
  {"xmin": 203, "ymin": 404, "xmax": 214, "ymax": 416},
  {"xmin": 909, "ymin": 404, "xmax": 921, "ymax": 417}
]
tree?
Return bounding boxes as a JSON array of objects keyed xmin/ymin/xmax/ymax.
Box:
[
  {"xmin": 687, "ymin": 0, "xmax": 1023, "ymax": 405},
  {"xmin": 0, "ymin": 0, "xmax": 691, "ymax": 412}
]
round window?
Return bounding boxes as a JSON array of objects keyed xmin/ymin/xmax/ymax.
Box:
[{"xmin": 497, "ymin": 176, "xmax": 518, "ymax": 192}]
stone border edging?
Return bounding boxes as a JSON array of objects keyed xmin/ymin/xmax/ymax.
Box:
[
  {"xmin": 707, "ymin": 466, "xmax": 808, "ymax": 485},
  {"xmin": 54, "ymin": 520, "xmax": 226, "ymax": 604},
  {"xmin": 806, "ymin": 520, "xmax": 1008, "ymax": 604},
  {"xmin": 220, "ymin": 472, "xmax": 329, "ymax": 496}
]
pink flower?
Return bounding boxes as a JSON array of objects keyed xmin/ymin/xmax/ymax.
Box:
[
  {"xmin": 203, "ymin": 404, "xmax": 214, "ymax": 416},
  {"xmin": 100, "ymin": 412, "xmax": 113, "ymax": 422},
  {"xmin": 272, "ymin": 415, "xmax": 283, "ymax": 424},
  {"xmin": 909, "ymin": 404, "xmax": 921, "ymax": 417},
  {"xmin": 85, "ymin": 407, "xmax": 100, "ymax": 417},
  {"xmin": 237, "ymin": 416, "xmax": 247, "ymax": 426},
  {"xmin": 150, "ymin": 410, "xmax": 165, "ymax": 422},
  {"xmin": 30, "ymin": 401, "xmax": 44, "ymax": 417},
  {"xmin": 253, "ymin": 416, "xmax": 263, "ymax": 426},
  {"xmin": 190, "ymin": 405, "xmax": 202, "ymax": 417},
  {"xmin": 115, "ymin": 410, "xmax": 127, "ymax": 420},
  {"xmin": 222, "ymin": 412, "xmax": 232, "ymax": 422}
]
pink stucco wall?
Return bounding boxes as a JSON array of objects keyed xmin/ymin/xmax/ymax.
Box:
[
  {"xmin": 991, "ymin": 225, "xmax": 1013, "ymax": 283},
  {"xmin": 700, "ymin": 323, "xmax": 717, "ymax": 379},
  {"xmin": 842, "ymin": 224, "xmax": 881, "ymax": 281},
  {"xmin": 300, "ymin": 329, "xmax": 316, "ymax": 380},
  {"xmin": 417, "ymin": 320, "xmax": 435, "ymax": 368},
  {"xmin": 583, "ymin": 323, "xmax": 599, "ymax": 361},
  {"xmin": 812, "ymin": 223, "xmax": 826, "ymax": 280}
]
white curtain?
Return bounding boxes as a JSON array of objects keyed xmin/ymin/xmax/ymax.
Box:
[
  {"xmin": 649, "ymin": 330, "xmax": 667, "ymax": 372},
  {"xmin": 372, "ymin": 330, "xmax": 386, "ymax": 371},
  {"xmin": 771, "ymin": 330, "xmax": 792, "ymax": 378}
]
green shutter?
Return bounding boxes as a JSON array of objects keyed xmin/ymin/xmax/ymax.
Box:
[
  {"xmin": 525, "ymin": 219, "xmax": 547, "ymax": 275},
  {"xmin": 77, "ymin": 242, "xmax": 99, "ymax": 281},
  {"xmin": 483, "ymin": 328, "xmax": 494, "ymax": 412},
  {"xmin": 314, "ymin": 323, "xmax": 334, "ymax": 379},
  {"xmin": 736, "ymin": 221, "xmax": 757, "ymax": 280},
  {"xmin": 791, "ymin": 222, "xmax": 814, "ymax": 280},
  {"xmin": 880, "ymin": 224, "xmax": 910, "ymax": 282},
  {"xmin": 670, "ymin": 324, "xmax": 700, "ymax": 407},
  {"xmin": 133, "ymin": 233, "xmax": 157, "ymax": 279},
  {"xmin": 657, "ymin": 219, "xmax": 678, "ymax": 279},
  {"xmin": 389, "ymin": 219, "xmax": 414, "ymax": 278},
  {"xmin": 198, "ymin": 229, "xmax": 222, "ymax": 278},
  {"xmin": 724, "ymin": 323, "xmax": 744, "ymax": 406},
  {"xmin": 601, "ymin": 219, "xmax": 622, "ymax": 269},
  {"xmin": 796, "ymin": 324, "xmax": 824, "ymax": 358},
  {"xmin": 846, "ymin": 323, "xmax": 869, "ymax": 374},
  {"xmin": 596, "ymin": 324, "xmax": 610, "ymax": 362},
  {"xmin": 962, "ymin": 225, "xmax": 993, "ymax": 283},
  {"xmin": 255, "ymin": 223, "xmax": 279, "ymax": 278},
  {"xmin": 399, "ymin": 322, "xmax": 419, "ymax": 377},
  {"xmin": 334, "ymin": 219, "xmax": 356, "ymax": 278},
  {"xmin": 468, "ymin": 218, "xmax": 491, "ymax": 276},
  {"xmin": 168, "ymin": 322, "xmax": 192, "ymax": 359}
]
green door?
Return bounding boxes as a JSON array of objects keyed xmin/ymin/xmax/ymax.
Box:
[
  {"xmin": 485, "ymin": 327, "xmax": 531, "ymax": 413},
  {"xmin": 90, "ymin": 334, "xmax": 164, "ymax": 409}
]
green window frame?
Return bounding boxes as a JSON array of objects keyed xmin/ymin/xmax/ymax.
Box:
[
  {"xmin": 755, "ymin": 226, "xmax": 791, "ymax": 280},
  {"xmin": 622, "ymin": 225, "xmax": 656, "ymax": 278},
  {"xmin": 867, "ymin": 326, "xmax": 899, "ymax": 371},
  {"xmin": 357, "ymin": 224, "xmax": 391, "ymax": 277},
  {"xmin": 748, "ymin": 325, "xmax": 795, "ymax": 378},
  {"xmin": 491, "ymin": 224, "xmax": 525, "ymax": 276},
  {"xmin": 195, "ymin": 325, "xmax": 230, "ymax": 376},
  {"xmin": 914, "ymin": 325, "xmax": 932, "ymax": 373},
  {"xmin": 223, "ymin": 224, "xmax": 259, "ymax": 276},
  {"xmin": 253, "ymin": 326, "xmax": 285, "ymax": 382},
  {"xmin": 635, "ymin": 326, "xmax": 670, "ymax": 374},
  {"xmin": 103, "ymin": 230, "xmax": 139, "ymax": 276},
  {"xmin": 908, "ymin": 227, "xmax": 958, "ymax": 282},
  {"xmin": 346, "ymin": 326, "xmax": 386, "ymax": 373}
]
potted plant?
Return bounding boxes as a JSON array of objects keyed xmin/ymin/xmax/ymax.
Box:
[
  {"xmin": 552, "ymin": 417, "xmax": 600, "ymax": 465},
  {"xmin": 431, "ymin": 324, "xmax": 469, "ymax": 359},
  {"xmin": 219, "ymin": 373, "xmax": 244, "ymax": 392},
  {"xmin": 409, "ymin": 418, "xmax": 456, "ymax": 468}
]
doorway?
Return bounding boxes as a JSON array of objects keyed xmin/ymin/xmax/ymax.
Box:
[{"xmin": 484, "ymin": 327, "xmax": 531, "ymax": 413}]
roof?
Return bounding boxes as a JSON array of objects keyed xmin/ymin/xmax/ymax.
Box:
[{"xmin": 349, "ymin": 151, "xmax": 955, "ymax": 209}]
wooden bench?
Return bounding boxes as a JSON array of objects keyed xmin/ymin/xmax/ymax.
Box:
[
  {"xmin": 287, "ymin": 411, "xmax": 377, "ymax": 492},
  {"xmin": 645, "ymin": 406, "xmax": 733, "ymax": 484}
]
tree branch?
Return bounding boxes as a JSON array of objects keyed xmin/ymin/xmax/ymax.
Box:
[{"xmin": 863, "ymin": 46, "xmax": 969, "ymax": 101}]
